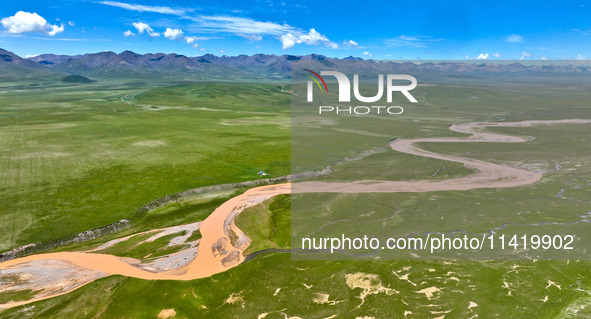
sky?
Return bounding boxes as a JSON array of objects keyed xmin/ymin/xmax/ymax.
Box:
[{"xmin": 1, "ymin": 0, "xmax": 591, "ymax": 60}]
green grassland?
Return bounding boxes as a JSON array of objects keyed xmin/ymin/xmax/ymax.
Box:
[
  {"xmin": 235, "ymin": 195, "xmax": 291, "ymax": 255},
  {"xmin": 0, "ymin": 289, "xmax": 33, "ymax": 305},
  {"xmin": 2, "ymin": 196, "xmax": 591, "ymax": 318},
  {"xmin": 44, "ymin": 188, "xmax": 237, "ymax": 255},
  {"xmin": 306, "ymin": 149, "xmax": 474, "ymax": 182},
  {"xmin": 0, "ymin": 81, "xmax": 290, "ymax": 252},
  {"xmin": 2, "ymin": 74, "xmax": 591, "ymax": 317},
  {"xmin": 5, "ymin": 258, "xmax": 591, "ymax": 318},
  {"xmin": 291, "ymin": 75, "xmax": 591, "ymax": 260},
  {"xmin": 291, "ymin": 123, "xmax": 591, "ymax": 259},
  {"xmin": 292, "ymin": 75, "xmax": 591, "ymax": 173}
]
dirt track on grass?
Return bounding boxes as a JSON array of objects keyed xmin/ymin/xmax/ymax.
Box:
[{"xmin": 2, "ymin": 119, "xmax": 590, "ymax": 310}]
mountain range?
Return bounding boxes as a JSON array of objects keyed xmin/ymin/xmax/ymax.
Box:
[{"xmin": 2, "ymin": 47, "xmax": 591, "ymax": 81}]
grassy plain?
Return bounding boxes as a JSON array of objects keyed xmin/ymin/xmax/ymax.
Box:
[
  {"xmin": 235, "ymin": 195, "xmax": 291, "ymax": 255},
  {"xmin": 291, "ymin": 75, "xmax": 591, "ymax": 260},
  {"xmin": 0, "ymin": 81, "xmax": 290, "ymax": 252},
  {"xmin": 2, "ymin": 73, "xmax": 591, "ymax": 317},
  {"xmin": 2, "ymin": 197, "xmax": 591, "ymax": 318}
]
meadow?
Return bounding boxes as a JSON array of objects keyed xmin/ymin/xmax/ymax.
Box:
[
  {"xmin": 290, "ymin": 72, "xmax": 591, "ymax": 260},
  {"xmin": 2, "ymin": 196, "xmax": 591, "ymax": 318},
  {"xmin": 2, "ymin": 73, "xmax": 591, "ymax": 317},
  {"xmin": 0, "ymin": 80, "xmax": 290, "ymax": 252}
]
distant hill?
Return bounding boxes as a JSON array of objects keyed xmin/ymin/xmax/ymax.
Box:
[
  {"xmin": 0, "ymin": 48, "xmax": 65, "ymax": 81},
  {"xmin": 61, "ymin": 74, "xmax": 95, "ymax": 83},
  {"xmin": 28, "ymin": 54, "xmax": 81, "ymax": 66},
  {"xmin": 0, "ymin": 48, "xmax": 46, "ymax": 69},
  {"xmin": 0, "ymin": 47, "xmax": 590, "ymax": 81}
]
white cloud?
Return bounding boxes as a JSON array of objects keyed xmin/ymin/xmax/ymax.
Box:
[
  {"xmin": 194, "ymin": 15, "xmax": 294, "ymax": 35},
  {"xmin": 164, "ymin": 27, "xmax": 184, "ymax": 40},
  {"xmin": 506, "ymin": 34, "xmax": 522, "ymax": 43},
  {"xmin": 1, "ymin": 11, "xmax": 64, "ymax": 36},
  {"xmin": 102, "ymin": 2, "xmax": 337, "ymax": 51},
  {"xmin": 132, "ymin": 22, "xmax": 159, "ymax": 37},
  {"xmin": 99, "ymin": 1, "xmax": 188, "ymax": 15},
  {"xmin": 363, "ymin": 51, "xmax": 372, "ymax": 57},
  {"xmin": 189, "ymin": 16, "xmax": 336, "ymax": 50},
  {"xmin": 343, "ymin": 39, "xmax": 358, "ymax": 47},
  {"xmin": 520, "ymin": 51, "xmax": 533, "ymax": 60},
  {"xmin": 49, "ymin": 25, "xmax": 64, "ymax": 36},
  {"xmin": 185, "ymin": 36, "xmax": 215, "ymax": 47},
  {"xmin": 492, "ymin": 53, "xmax": 500, "ymax": 58},
  {"xmin": 123, "ymin": 30, "xmax": 135, "ymax": 37},
  {"xmin": 541, "ymin": 56, "xmax": 548, "ymax": 61},
  {"xmin": 185, "ymin": 36, "xmax": 214, "ymax": 41},
  {"xmin": 279, "ymin": 28, "xmax": 337, "ymax": 50},
  {"xmin": 385, "ymin": 35, "xmax": 441, "ymax": 48},
  {"xmin": 68, "ymin": 21, "xmax": 75, "ymax": 26},
  {"xmin": 185, "ymin": 36, "xmax": 200, "ymax": 47},
  {"xmin": 576, "ymin": 54, "xmax": 587, "ymax": 60},
  {"xmin": 279, "ymin": 34, "xmax": 297, "ymax": 50},
  {"xmin": 476, "ymin": 53, "xmax": 489, "ymax": 60},
  {"xmin": 238, "ymin": 33, "xmax": 263, "ymax": 41}
]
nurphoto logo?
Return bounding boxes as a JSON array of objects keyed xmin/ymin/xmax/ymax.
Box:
[{"xmin": 304, "ymin": 69, "xmax": 418, "ymax": 115}]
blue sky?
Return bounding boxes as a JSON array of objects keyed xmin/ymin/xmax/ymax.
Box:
[{"xmin": 1, "ymin": 0, "xmax": 591, "ymax": 60}]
